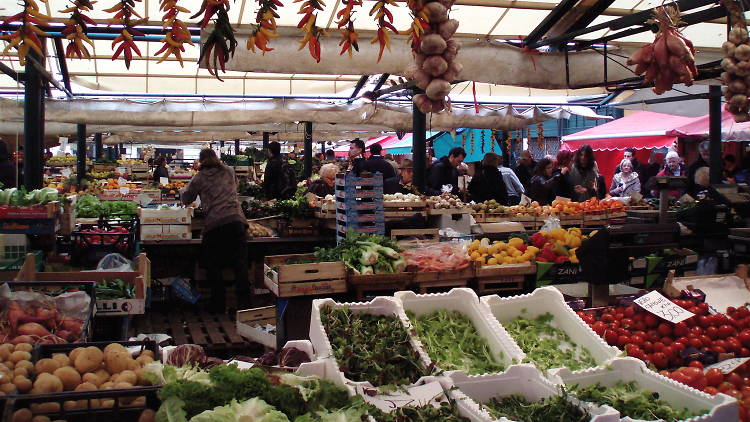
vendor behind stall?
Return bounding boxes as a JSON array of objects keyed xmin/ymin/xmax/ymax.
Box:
[
  {"xmin": 263, "ymin": 141, "xmax": 296, "ymax": 200},
  {"xmin": 307, "ymin": 163, "xmax": 337, "ymax": 197},
  {"xmin": 152, "ymin": 156, "xmax": 169, "ymax": 186},
  {"xmin": 182, "ymin": 148, "xmax": 250, "ymax": 313},
  {"xmin": 427, "ymin": 147, "xmax": 466, "ymax": 195}
]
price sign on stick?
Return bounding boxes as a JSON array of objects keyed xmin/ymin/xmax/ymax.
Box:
[
  {"xmin": 634, "ymin": 290, "xmax": 694, "ymax": 323},
  {"xmin": 60, "ymin": 168, "xmax": 72, "ymax": 178},
  {"xmin": 704, "ymin": 357, "xmax": 750, "ymax": 374},
  {"xmin": 160, "ymin": 177, "xmax": 169, "ymax": 186},
  {"xmin": 119, "ymin": 187, "xmax": 130, "ymax": 195},
  {"xmin": 117, "ymin": 177, "xmax": 128, "ymax": 186}
]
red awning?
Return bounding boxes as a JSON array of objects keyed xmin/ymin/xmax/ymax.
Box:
[
  {"xmin": 561, "ymin": 111, "xmax": 695, "ymax": 151},
  {"xmin": 333, "ymin": 136, "xmax": 389, "ymax": 157},
  {"xmin": 669, "ymin": 111, "xmax": 750, "ymax": 141}
]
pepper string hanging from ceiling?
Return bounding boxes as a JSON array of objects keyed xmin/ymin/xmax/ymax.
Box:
[
  {"xmin": 335, "ymin": 0, "xmax": 361, "ymax": 57},
  {"xmin": 720, "ymin": 0, "xmax": 750, "ymax": 123},
  {"xmin": 536, "ymin": 122, "xmax": 544, "ymax": 150},
  {"xmin": 105, "ymin": 0, "xmax": 145, "ymax": 69},
  {"xmin": 370, "ymin": 0, "xmax": 398, "ymax": 62},
  {"xmin": 155, "ymin": 0, "xmax": 193, "ymax": 66},
  {"xmin": 406, "ymin": 0, "xmax": 462, "ymax": 114},
  {"xmin": 198, "ymin": 7, "xmax": 237, "ymax": 79},
  {"xmin": 59, "ymin": 0, "xmax": 96, "ymax": 59},
  {"xmin": 626, "ymin": 5, "xmax": 697, "ymax": 95},
  {"xmin": 1, "ymin": 0, "xmax": 51, "ymax": 66},
  {"xmin": 296, "ymin": 0, "xmax": 325, "ymax": 62},
  {"xmin": 248, "ymin": 0, "xmax": 283, "ymax": 53}
]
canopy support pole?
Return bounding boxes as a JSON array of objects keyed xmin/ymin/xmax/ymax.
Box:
[
  {"xmin": 24, "ymin": 52, "xmax": 44, "ymax": 189},
  {"xmin": 235, "ymin": 139, "xmax": 240, "ymax": 154},
  {"xmin": 76, "ymin": 124, "xmax": 87, "ymax": 185},
  {"xmin": 94, "ymin": 133, "xmax": 102, "ymax": 159},
  {"xmin": 709, "ymin": 84, "xmax": 722, "ymax": 184},
  {"xmin": 412, "ymin": 97, "xmax": 427, "ymax": 193},
  {"xmin": 262, "ymin": 132, "xmax": 269, "ymax": 151},
  {"xmin": 304, "ymin": 122, "xmax": 313, "ymax": 179}
]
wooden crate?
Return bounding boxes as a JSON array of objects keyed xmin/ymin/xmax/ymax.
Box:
[
  {"xmin": 412, "ymin": 266, "xmax": 474, "ymax": 294},
  {"xmin": 484, "ymin": 214, "xmax": 510, "ymax": 223},
  {"xmin": 236, "ymin": 306, "xmax": 276, "ymax": 349},
  {"xmin": 390, "ymin": 228, "xmax": 440, "ymax": 240},
  {"xmin": 427, "ymin": 207, "xmax": 471, "ymax": 215},
  {"xmin": 131, "ymin": 309, "xmax": 250, "ymax": 352},
  {"xmin": 474, "ymin": 262, "xmax": 535, "ymax": 294},
  {"xmin": 348, "ymin": 272, "xmax": 412, "ymax": 301},
  {"xmin": 264, "ymin": 253, "xmax": 347, "ymax": 298}
]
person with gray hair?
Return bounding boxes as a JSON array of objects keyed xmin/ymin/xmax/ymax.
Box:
[
  {"xmin": 610, "ymin": 158, "xmax": 641, "ymax": 197},
  {"xmin": 687, "ymin": 140, "xmax": 711, "ymax": 195}
]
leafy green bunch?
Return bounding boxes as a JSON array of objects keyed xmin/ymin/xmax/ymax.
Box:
[{"xmin": 484, "ymin": 390, "xmax": 589, "ymax": 422}]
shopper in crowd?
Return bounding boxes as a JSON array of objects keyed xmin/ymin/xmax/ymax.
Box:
[
  {"xmin": 596, "ymin": 174, "xmax": 608, "ymax": 200},
  {"xmin": 307, "ymin": 163, "xmax": 338, "ymax": 197},
  {"xmin": 398, "ymin": 159, "xmax": 415, "ymax": 191},
  {"xmin": 263, "ymin": 141, "xmax": 295, "ymax": 200},
  {"xmin": 152, "ymin": 156, "xmax": 170, "ymax": 186},
  {"xmin": 384, "ymin": 153, "xmax": 399, "ymax": 174},
  {"xmin": 468, "ymin": 153, "xmax": 508, "ymax": 204},
  {"xmin": 568, "ymin": 144, "xmax": 599, "ymax": 201},
  {"xmin": 653, "ymin": 150, "xmax": 686, "ymax": 199},
  {"xmin": 498, "ymin": 158, "xmax": 524, "ymax": 205},
  {"xmin": 325, "ymin": 149, "xmax": 336, "ymax": 161},
  {"xmin": 686, "ymin": 140, "xmax": 710, "ymax": 195},
  {"xmin": 348, "ymin": 138, "xmax": 366, "ymax": 176},
  {"xmin": 528, "ymin": 157, "xmax": 566, "ymax": 206},
  {"xmin": 0, "ymin": 141, "xmax": 16, "ymax": 188},
  {"xmin": 639, "ymin": 150, "xmax": 664, "ymax": 196},
  {"xmin": 724, "ymin": 154, "xmax": 739, "ymax": 182},
  {"xmin": 513, "ymin": 150, "xmax": 536, "ymax": 190},
  {"xmin": 553, "ymin": 150, "xmax": 575, "ymax": 199},
  {"xmin": 364, "ymin": 143, "xmax": 397, "ymax": 180},
  {"xmin": 735, "ymin": 155, "xmax": 750, "ymax": 184},
  {"xmin": 182, "ymin": 148, "xmax": 250, "ymax": 313},
  {"xmin": 615, "ymin": 148, "xmax": 642, "ymax": 174},
  {"xmin": 610, "ymin": 158, "xmax": 641, "ymax": 197},
  {"xmin": 427, "ymin": 147, "xmax": 466, "ymax": 195}
]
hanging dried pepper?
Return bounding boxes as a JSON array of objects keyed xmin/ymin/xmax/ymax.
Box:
[
  {"xmin": 190, "ymin": 0, "xmax": 230, "ymax": 29},
  {"xmin": 154, "ymin": 0, "xmax": 192, "ymax": 66},
  {"xmin": 536, "ymin": 122, "xmax": 544, "ymax": 150},
  {"xmin": 369, "ymin": 0, "xmax": 398, "ymax": 62},
  {"xmin": 296, "ymin": 0, "xmax": 325, "ymax": 62},
  {"xmin": 59, "ymin": 0, "xmax": 96, "ymax": 60},
  {"xmin": 247, "ymin": 0, "xmax": 282, "ymax": 53},
  {"xmin": 198, "ymin": 7, "xmax": 237, "ymax": 80},
  {"xmin": 105, "ymin": 0, "xmax": 145, "ymax": 69},
  {"xmin": 1, "ymin": 0, "xmax": 51, "ymax": 66},
  {"xmin": 404, "ymin": 0, "xmax": 429, "ymax": 51},
  {"xmin": 335, "ymin": 0, "xmax": 361, "ymax": 57}
]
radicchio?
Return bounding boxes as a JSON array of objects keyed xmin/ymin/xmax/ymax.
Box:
[{"xmin": 166, "ymin": 344, "xmax": 206, "ymax": 367}]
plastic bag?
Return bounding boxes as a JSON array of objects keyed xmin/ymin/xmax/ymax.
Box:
[
  {"xmin": 539, "ymin": 216, "xmax": 561, "ymax": 232},
  {"xmin": 95, "ymin": 253, "xmax": 133, "ymax": 272},
  {"xmin": 401, "ymin": 240, "xmax": 470, "ymax": 272}
]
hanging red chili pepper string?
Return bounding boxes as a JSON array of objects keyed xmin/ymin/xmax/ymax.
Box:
[
  {"xmin": 198, "ymin": 7, "xmax": 237, "ymax": 80},
  {"xmin": 59, "ymin": 0, "xmax": 96, "ymax": 60},
  {"xmin": 335, "ymin": 0, "xmax": 361, "ymax": 57},
  {"xmin": 248, "ymin": 0, "xmax": 282, "ymax": 53},
  {"xmin": 105, "ymin": 0, "xmax": 145, "ymax": 69},
  {"xmin": 155, "ymin": 0, "xmax": 193, "ymax": 66},
  {"xmin": 1, "ymin": 0, "xmax": 51, "ymax": 66},
  {"xmin": 370, "ymin": 0, "xmax": 398, "ymax": 62},
  {"xmin": 296, "ymin": 0, "xmax": 325, "ymax": 62}
]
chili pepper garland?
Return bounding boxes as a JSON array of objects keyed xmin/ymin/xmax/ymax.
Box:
[
  {"xmin": 296, "ymin": 0, "xmax": 325, "ymax": 62},
  {"xmin": 405, "ymin": 0, "xmax": 429, "ymax": 51},
  {"xmin": 1, "ymin": 0, "xmax": 51, "ymax": 66},
  {"xmin": 335, "ymin": 0, "xmax": 361, "ymax": 57},
  {"xmin": 155, "ymin": 0, "xmax": 193, "ymax": 66},
  {"xmin": 59, "ymin": 0, "xmax": 96, "ymax": 60},
  {"xmin": 370, "ymin": 0, "xmax": 398, "ymax": 62},
  {"xmin": 198, "ymin": 7, "xmax": 237, "ymax": 80},
  {"xmin": 536, "ymin": 122, "xmax": 544, "ymax": 150},
  {"xmin": 248, "ymin": 0, "xmax": 282, "ymax": 53},
  {"xmin": 191, "ymin": 0, "xmax": 230, "ymax": 29},
  {"xmin": 105, "ymin": 0, "xmax": 145, "ymax": 69}
]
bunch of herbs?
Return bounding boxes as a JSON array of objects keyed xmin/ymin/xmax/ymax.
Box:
[{"xmin": 483, "ymin": 390, "xmax": 589, "ymax": 422}]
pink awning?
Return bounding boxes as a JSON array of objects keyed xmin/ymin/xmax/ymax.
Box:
[
  {"xmin": 669, "ymin": 111, "xmax": 750, "ymax": 141},
  {"xmin": 333, "ymin": 136, "xmax": 389, "ymax": 157}
]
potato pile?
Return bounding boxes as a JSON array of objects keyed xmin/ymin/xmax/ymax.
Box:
[
  {"xmin": 0, "ymin": 342, "xmax": 156, "ymax": 422},
  {"xmin": 247, "ymin": 222, "xmax": 274, "ymax": 237},
  {"xmin": 411, "ymin": 0, "xmax": 461, "ymax": 114},
  {"xmin": 627, "ymin": 5, "xmax": 696, "ymax": 95}
]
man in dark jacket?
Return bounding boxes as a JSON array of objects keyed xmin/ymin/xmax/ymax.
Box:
[
  {"xmin": 364, "ymin": 144, "xmax": 397, "ymax": 180},
  {"xmin": 262, "ymin": 141, "xmax": 291, "ymax": 200},
  {"xmin": 686, "ymin": 141, "xmax": 710, "ymax": 196},
  {"xmin": 427, "ymin": 147, "xmax": 466, "ymax": 195},
  {"xmin": 0, "ymin": 140, "xmax": 17, "ymax": 188},
  {"xmin": 348, "ymin": 138, "xmax": 366, "ymax": 176},
  {"xmin": 513, "ymin": 150, "xmax": 536, "ymax": 190}
]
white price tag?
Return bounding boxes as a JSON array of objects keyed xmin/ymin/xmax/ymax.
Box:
[
  {"xmin": 117, "ymin": 177, "xmax": 128, "ymax": 186},
  {"xmin": 135, "ymin": 193, "xmax": 153, "ymax": 206},
  {"xmin": 119, "ymin": 186, "xmax": 130, "ymax": 195},
  {"xmin": 634, "ymin": 291, "xmax": 694, "ymax": 323},
  {"xmin": 160, "ymin": 177, "xmax": 169, "ymax": 186},
  {"xmin": 704, "ymin": 357, "xmax": 750, "ymax": 374},
  {"xmin": 116, "ymin": 167, "xmax": 127, "ymax": 174},
  {"xmin": 519, "ymin": 194, "xmax": 532, "ymax": 206},
  {"xmin": 60, "ymin": 168, "xmax": 72, "ymax": 178},
  {"xmin": 356, "ymin": 381, "xmax": 444, "ymax": 412}
]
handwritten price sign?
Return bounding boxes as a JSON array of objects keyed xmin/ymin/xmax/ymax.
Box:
[
  {"xmin": 704, "ymin": 357, "xmax": 750, "ymax": 374},
  {"xmin": 634, "ymin": 291, "xmax": 694, "ymax": 323}
]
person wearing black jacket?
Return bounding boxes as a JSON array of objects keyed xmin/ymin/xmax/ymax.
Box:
[
  {"xmin": 364, "ymin": 143, "xmax": 397, "ymax": 180},
  {"xmin": 152, "ymin": 156, "xmax": 170, "ymax": 185},
  {"xmin": 262, "ymin": 141, "xmax": 290, "ymax": 200},
  {"xmin": 0, "ymin": 141, "xmax": 16, "ymax": 188},
  {"xmin": 513, "ymin": 150, "xmax": 536, "ymax": 190},
  {"xmin": 528, "ymin": 157, "xmax": 566, "ymax": 206},
  {"xmin": 469, "ymin": 153, "xmax": 508, "ymax": 204},
  {"xmin": 686, "ymin": 141, "xmax": 710, "ymax": 196},
  {"xmin": 427, "ymin": 147, "xmax": 466, "ymax": 195},
  {"xmin": 348, "ymin": 138, "xmax": 366, "ymax": 176}
]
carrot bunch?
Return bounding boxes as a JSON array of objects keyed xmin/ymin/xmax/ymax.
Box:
[
  {"xmin": 105, "ymin": 0, "xmax": 145, "ymax": 69},
  {"xmin": 335, "ymin": 0, "xmax": 361, "ymax": 57},
  {"xmin": 155, "ymin": 0, "xmax": 193, "ymax": 66},
  {"xmin": 1, "ymin": 0, "xmax": 51, "ymax": 66},
  {"xmin": 248, "ymin": 0, "xmax": 283, "ymax": 53},
  {"xmin": 296, "ymin": 0, "xmax": 325, "ymax": 62},
  {"xmin": 627, "ymin": 5, "xmax": 697, "ymax": 95},
  {"xmin": 59, "ymin": 0, "xmax": 96, "ymax": 60},
  {"xmin": 401, "ymin": 242, "xmax": 470, "ymax": 272}
]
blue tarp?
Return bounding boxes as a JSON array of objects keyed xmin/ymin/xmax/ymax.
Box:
[{"xmin": 432, "ymin": 129, "xmax": 502, "ymax": 163}]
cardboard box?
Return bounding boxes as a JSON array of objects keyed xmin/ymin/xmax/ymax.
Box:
[
  {"xmin": 140, "ymin": 207, "xmax": 192, "ymax": 225},
  {"xmin": 140, "ymin": 224, "xmax": 191, "ymax": 241}
]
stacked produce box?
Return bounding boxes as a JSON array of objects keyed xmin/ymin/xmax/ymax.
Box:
[
  {"xmin": 139, "ymin": 206, "xmax": 192, "ymax": 241},
  {"xmin": 334, "ymin": 173, "xmax": 385, "ymax": 242}
]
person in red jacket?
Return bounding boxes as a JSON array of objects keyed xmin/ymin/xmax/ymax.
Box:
[{"xmin": 652, "ymin": 150, "xmax": 686, "ymax": 199}]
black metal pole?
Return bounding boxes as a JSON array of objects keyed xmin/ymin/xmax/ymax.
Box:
[
  {"xmin": 76, "ymin": 124, "xmax": 86, "ymax": 185},
  {"xmin": 262, "ymin": 132, "xmax": 270, "ymax": 151},
  {"xmin": 709, "ymin": 85, "xmax": 722, "ymax": 184},
  {"xmin": 23, "ymin": 53, "xmax": 44, "ymax": 189},
  {"xmin": 412, "ymin": 97, "xmax": 427, "ymax": 193},
  {"xmin": 94, "ymin": 133, "xmax": 102, "ymax": 159},
  {"xmin": 303, "ymin": 121, "xmax": 313, "ymax": 179},
  {"xmin": 320, "ymin": 142, "xmax": 325, "ymax": 155},
  {"xmin": 235, "ymin": 139, "xmax": 240, "ymax": 154}
]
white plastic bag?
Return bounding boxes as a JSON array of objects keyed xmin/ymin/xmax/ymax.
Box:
[
  {"xmin": 95, "ymin": 253, "xmax": 134, "ymax": 272},
  {"xmin": 539, "ymin": 216, "xmax": 562, "ymax": 232}
]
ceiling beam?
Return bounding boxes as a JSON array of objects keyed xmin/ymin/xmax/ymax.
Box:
[
  {"xmin": 524, "ymin": 0, "xmax": 586, "ymax": 48},
  {"xmin": 53, "ymin": 37, "xmax": 72, "ymax": 94},
  {"xmin": 347, "ymin": 75, "xmax": 369, "ymax": 103}
]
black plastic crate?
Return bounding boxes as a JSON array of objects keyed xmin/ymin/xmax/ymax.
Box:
[{"xmin": 71, "ymin": 220, "xmax": 138, "ymax": 266}]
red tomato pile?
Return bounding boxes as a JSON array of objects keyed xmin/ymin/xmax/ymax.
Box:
[
  {"xmin": 577, "ymin": 300, "xmax": 750, "ymax": 370},
  {"xmin": 77, "ymin": 226, "xmax": 131, "ymax": 245},
  {"xmin": 664, "ymin": 362, "xmax": 750, "ymax": 422}
]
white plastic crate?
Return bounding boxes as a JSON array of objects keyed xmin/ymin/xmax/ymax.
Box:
[
  {"xmin": 481, "ymin": 286, "xmax": 620, "ymax": 372},
  {"xmin": 309, "ymin": 296, "xmax": 433, "ymax": 394},
  {"xmin": 447, "ymin": 365, "xmax": 618, "ymax": 422},
  {"xmin": 550, "ymin": 357, "xmax": 739, "ymax": 422},
  {"xmin": 394, "ymin": 288, "xmax": 524, "ymax": 375}
]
